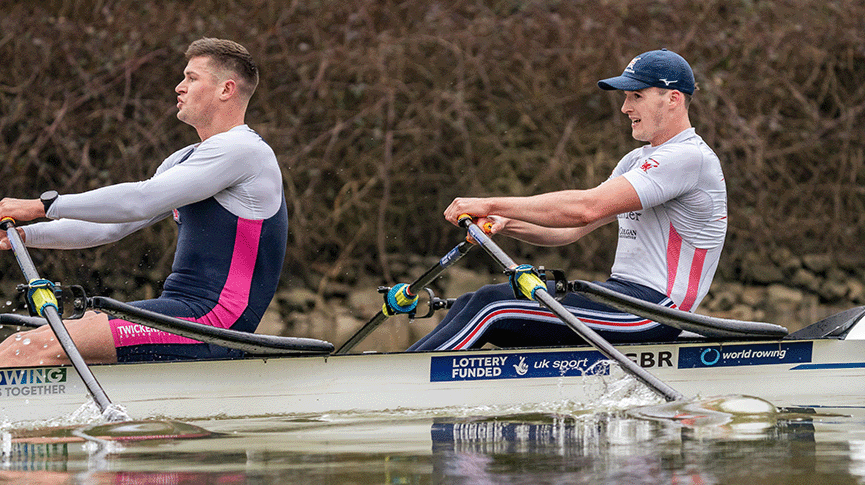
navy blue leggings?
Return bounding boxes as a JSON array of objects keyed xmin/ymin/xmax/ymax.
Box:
[{"xmin": 408, "ymin": 279, "xmax": 680, "ymax": 351}]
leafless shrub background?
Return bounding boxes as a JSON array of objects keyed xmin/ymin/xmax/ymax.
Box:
[{"xmin": 1, "ymin": 0, "xmax": 863, "ymax": 309}]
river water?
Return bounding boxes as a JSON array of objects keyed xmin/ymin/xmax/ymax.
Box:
[{"xmin": 1, "ymin": 393, "xmax": 864, "ymax": 484}]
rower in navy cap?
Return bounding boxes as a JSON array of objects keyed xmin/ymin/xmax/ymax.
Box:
[{"xmin": 410, "ymin": 49, "xmax": 727, "ymax": 352}]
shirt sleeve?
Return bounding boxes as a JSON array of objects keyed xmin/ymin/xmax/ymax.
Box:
[
  {"xmin": 47, "ymin": 135, "xmax": 254, "ymax": 224},
  {"xmin": 620, "ymin": 144, "xmax": 704, "ymax": 210},
  {"xmin": 23, "ymin": 214, "xmax": 169, "ymax": 249}
]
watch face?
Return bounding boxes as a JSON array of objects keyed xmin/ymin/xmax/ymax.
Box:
[{"xmin": 41, "ymin": 190, "xmax": 58, "ymax": 211}]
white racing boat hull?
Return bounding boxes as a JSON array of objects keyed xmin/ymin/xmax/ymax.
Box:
[{"xmin": 0, "ymin": 336, "xmax": 863, "ymax": 425}]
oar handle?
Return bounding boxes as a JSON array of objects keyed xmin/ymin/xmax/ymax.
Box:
[
  {"xmin": 1, "ymin": 218, "xmax": 126, "ymax": 421},
  {"xmin": 457, "ymin": 214, "xmax": 510, "ymax": 264},
  {"xmin": 458, "ymin": 216, "xmax": 684, "ymax": 402},
  {"xmin": 1, "ymin": 218, "xmax": 38, "ymax": 282}
]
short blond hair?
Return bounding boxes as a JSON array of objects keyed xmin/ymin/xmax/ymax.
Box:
[{"xmin": 185, "ymin": 38, "xmax": 259, "ymax": 99}]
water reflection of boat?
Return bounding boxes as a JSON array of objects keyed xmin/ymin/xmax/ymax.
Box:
[
  {"xmin": 0, "ymin": 409, "xmax": 861, "ymax": 483},
  {"xmin": 428, "ymin": 409, "xmax": 848, "ymax": 484},
  {"xmin": 3, "ymin": 442, "xmax": 69, "ymax": 472}
]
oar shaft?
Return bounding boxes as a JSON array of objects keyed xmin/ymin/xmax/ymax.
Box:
[
  {"xmin": 533, "ymin": 290, "xmax": 683, "ymax": 401},
  {"xmin": 40, "ymin": 305, "xmax": 118, "ymax": 413},
  {"xmin": 458, "ymin": 217, "xmax": 683, "ymax": 402},
  {"xmin": 2, "ymin": 220, "xmax": 123, "ymax": 420},
  {"xmin": 465, "ymin": 222, "xmax": 517, "ymax": 269},
  {"xmin": 336, "ymin": 241, "xmax": 472, "ymax": 354}
]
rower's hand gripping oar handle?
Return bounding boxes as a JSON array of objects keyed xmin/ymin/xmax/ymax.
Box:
[
  {"xmin": 456, "ymin": 214, "xmax": 684, "ymax": 402},
  {"xmin": 460, "ymin": 214, "xmax": 494, "ymax": 246},
  {"xmin": 457, "ymin": 214, "xmax": 515, "ymax": 267}
]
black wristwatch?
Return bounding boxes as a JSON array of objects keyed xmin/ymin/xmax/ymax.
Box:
[{"xmin": 40, "ymin": 190, "xmax": 59, "ymax": 214}]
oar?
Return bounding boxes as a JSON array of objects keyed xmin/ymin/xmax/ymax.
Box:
[
  {"xmin": 0, "ymin": 218, "xmax": 128, "ymax": 422},
  {"xmin": 457, "ymin": 215, "xmax": 683, "ymax": 402},
  {"xmin": 0, "ymin": 298, "xmax": 336, "ymax": 355},
  {"xmin": 90, "ymin": 296, "xmax": 334, "ymax": 356},
  {"xmin": 0, "ymin": 313, "xmax": 47, "ymax": 328},
  {"xmin": 336, "ymin": 240, "xmax": 473, "ymax": 354},
  {"xmin": 569, "ymin": 280, "xmax": 788, "ymax": 338}
]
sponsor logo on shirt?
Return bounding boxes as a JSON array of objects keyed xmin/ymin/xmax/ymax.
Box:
[
  {"xmin": 173, "ymin": 208, "xmax": 181, "ymax": 225},
  {"xmin": 619, "ymin": 227, "xmax": 638, "ymax": 240},
  {"xmin": 618, "ymin": 211, "xmax": 642, "ymax": 222}
]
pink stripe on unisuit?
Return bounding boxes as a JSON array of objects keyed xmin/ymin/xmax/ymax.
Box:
[{"xmin": 110, "ymin": 218, "xmax": 263, "ymax": 347}]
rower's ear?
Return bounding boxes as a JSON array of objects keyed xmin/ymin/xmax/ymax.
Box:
[
  {"xmin": 219, "ymin": 79, "xmax": 238, "ymax": 101},
  {"xmin": 668, "ymin": 90, "xmax": 686, "ymax": 108}
]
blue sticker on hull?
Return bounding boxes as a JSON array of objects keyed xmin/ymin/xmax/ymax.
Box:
[
  {"xmin": 678, "ymin": 342, "xmax": 812, "ymax": 368},
  {"xmin": 431, "ymin": 350, "xmax": 609, "ymax": 382}
]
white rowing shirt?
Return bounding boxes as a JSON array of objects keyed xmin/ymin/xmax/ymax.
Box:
[{"xmin": 610, "ymin": 127, "xmax": 727, "ymax": 311}]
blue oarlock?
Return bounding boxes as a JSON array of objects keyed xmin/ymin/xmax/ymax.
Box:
[{"xmin": 383, "ymin": 283, "xmax": 419, "ymax": 316}]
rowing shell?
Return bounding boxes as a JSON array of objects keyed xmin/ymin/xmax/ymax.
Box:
[{"xmin": 0, "ymin": 330, "xmax": 863, "ymax": 425}]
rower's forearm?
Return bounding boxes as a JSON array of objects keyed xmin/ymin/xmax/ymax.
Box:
[
  {"xmin": 485, "ymin": 191, "xmax": 598, "ymax": 229},
  {"xmin": 497, "ymin": 219, "xmax": 583, "ymax": 247},
  {"xmin": 498, "ymin": 213, "xmax": 616, "ymax": 247}
]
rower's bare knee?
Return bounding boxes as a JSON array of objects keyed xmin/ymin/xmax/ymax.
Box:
[
  {"xmin": 0, "ymin": 313, "xmax": 117, "ymax": 367},
  {"xmin": 0, "ymin": 327, "xmax": 59, "ymax": 367}
]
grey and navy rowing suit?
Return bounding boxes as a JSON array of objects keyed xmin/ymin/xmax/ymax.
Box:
[
  {"xmin": 24, "ymin": 125, "xmax": 287, "ymax": 361},
  {"xmin": 410, "ymin": 128, "xmax": 726, "ymax": 351}
]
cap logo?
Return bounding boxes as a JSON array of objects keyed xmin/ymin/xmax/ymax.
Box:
[
  {"xmin": 624, "ymin": 56, "xmax": 641, "ymax": 74},
  {"xmin": 659, "ymin": 78, "xmax": 678, "ymax": 86}
]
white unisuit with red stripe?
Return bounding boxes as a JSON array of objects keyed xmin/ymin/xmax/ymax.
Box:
[{"xmin": 611, "ymin": 127, "xmax": 727, "ymax": 312}]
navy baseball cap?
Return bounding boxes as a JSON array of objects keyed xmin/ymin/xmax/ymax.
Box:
[{"xmin": 598, "ymin": 49, "xmax": 695, "ymax": 95}]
